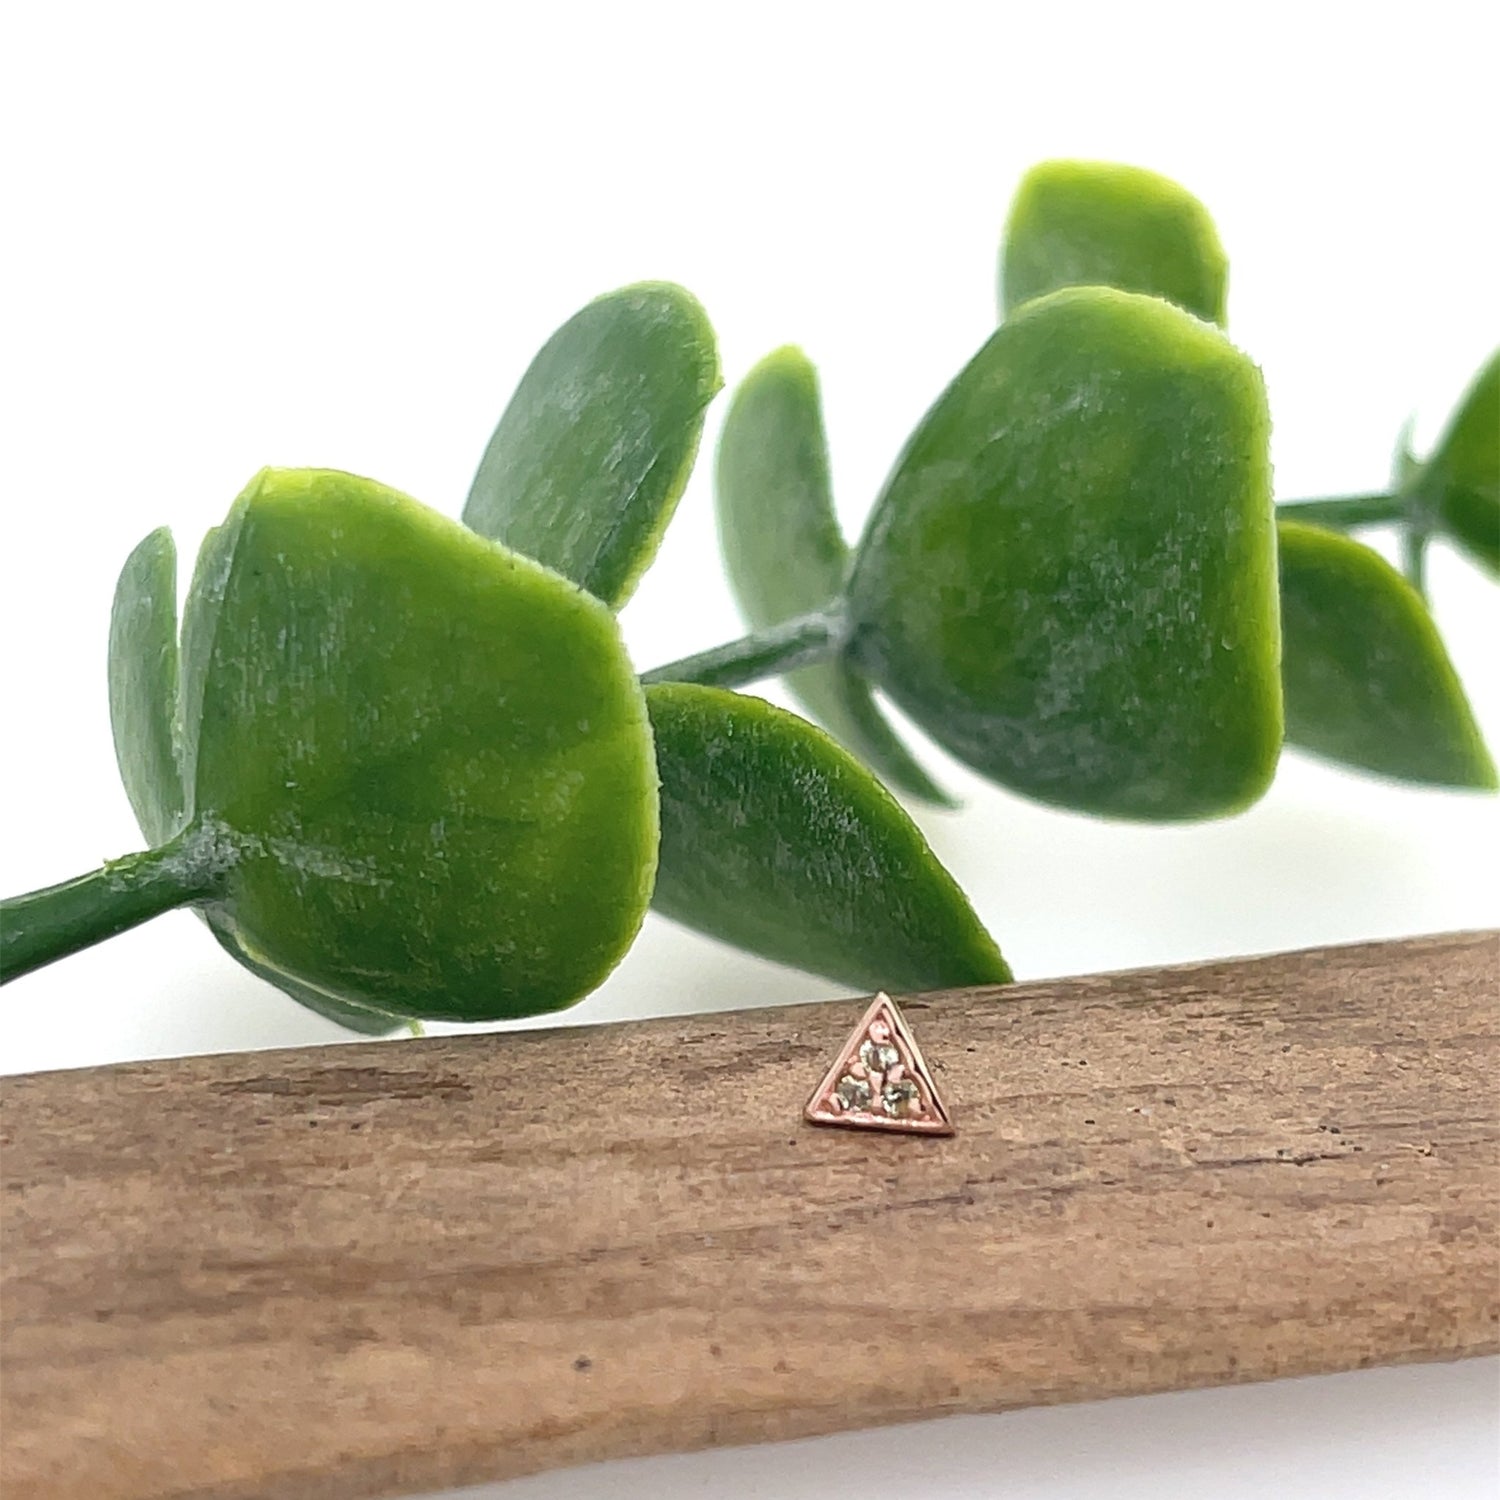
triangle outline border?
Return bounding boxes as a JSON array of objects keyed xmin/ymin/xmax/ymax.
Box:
[{"xmin": 804, "ymin": 991, "xmax": 955, "ymax": 1136}]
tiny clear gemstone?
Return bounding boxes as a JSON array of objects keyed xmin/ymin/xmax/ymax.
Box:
[
  {"xmin": 835, "ymin": 1074, "xmax": 872, "ymax": 1112},
  {"xmin": 882, "ymin": 1078, "xmax": 921, "ymax": 1117},
  {"xmin": 860, "ymin": 1039, "xmax": 900, "ymax": 1075}
]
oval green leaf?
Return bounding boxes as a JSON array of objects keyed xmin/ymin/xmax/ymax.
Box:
[
  {"xmin": 1426, "ymin": 350, "xmax": 1499, "ymax": 575},
  {"xmin": 1000, "ymin": 160, "xmax": 1228, "ymax": 326},
  {"xmin": 1279, "ymin": 520, "xmax": 1496, "ymax": 787},
  {"xmin": 109, "ymin": 526, "xmax": 186, "ymax": 848},
  {"xmin": 179, "ymin": 468, "xmax": 659, "ymax": 1023},
  {"xmin": 847, "ymin": 286, "xmax": 1282, "ymax": 821},
  {"xmin": 463, "ymin": 282, "xmax": 721, "ymax": 608},
  {"xmin": 646, "ymin": 682, "xmax": 1009, "ymax": 992},
  {"xmin": 715, "ymin": 345, "xmax": 954, "ymax": 806}
]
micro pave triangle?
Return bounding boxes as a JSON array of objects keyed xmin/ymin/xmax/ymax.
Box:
[{"xmin": 804, "ymin": 992, "xmax": 954, "ymax": 1136}]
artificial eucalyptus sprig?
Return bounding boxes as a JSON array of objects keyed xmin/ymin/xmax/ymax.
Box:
[{"xmin": 1, "ymin": 159, "xmax": 1494, "ymax": 1032}]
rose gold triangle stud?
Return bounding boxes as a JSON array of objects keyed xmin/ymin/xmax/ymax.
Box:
[{"xmin": 805, "ymin": 992, "xmax": 954, "ymax": 1136}]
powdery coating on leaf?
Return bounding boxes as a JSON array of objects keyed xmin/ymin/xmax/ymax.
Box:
[
  {"xmin": 646, "ymin": 682, "xmax": 1008, "ymax": 992},
  {"xmin": 716, "ymin": 346, "xmax": 847, "ymax": 626},
  {"xmin": 108, "ymin": 526, "xmax": 187, "ymax": 847},
  {"xmin": 1278, "ymin": 521, "xmax": 1496, "ymax": 788},
  {"xmin": 1000, "ymin": 159, "xmax": 1229, "ymax": 326},
  {"xmin": 175, "ymin": 468, "xmax": 661, "ymax": 1023},
  {"xmin": 847, "ymin": 286, "xmax": 1282, "ymax": 822},
  {"xmin": 464, "ymin": 282, "xmax": 722, "ymax": 608}
]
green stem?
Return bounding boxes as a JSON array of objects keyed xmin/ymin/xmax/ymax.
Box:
[
  {"xmin": 0, "ymin": 832, "xmax": 222, "ymax": 985},
  {"xmin": 640, "ymin": 608, "xmax": 844, "ymax": 690},
  {"xmin": 1276, "ymin": 492, "xmax": 1407, "ymax": 527}
]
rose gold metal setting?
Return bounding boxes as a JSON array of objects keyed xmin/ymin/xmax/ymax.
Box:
[{"xmin": 804, "ymin": 992, "xmax": 955, "ymax": 1136}]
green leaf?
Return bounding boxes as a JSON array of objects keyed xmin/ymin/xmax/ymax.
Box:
[
  {"xmin": 1440, "ymin": 484, "xmax": 1499, "ymax": 575},
  {"xmin": 1425, "ymin": 350, "xmax": 1499, "ymax": 575},
  {"xmin": 155, "ymin": 468, "xmax": 659, "ymax": 1024},
  {"xmin": 647, "ymin": 683, "xmax": 1008, "ymax": 991},
  {"xmin": 1278, "ymin": 520, "xmax": 1496, "ymax": 787},
  {"xmin": 204, "ymin": 917, "xmax": 407, "ymax": 1036},
  {"xmin": 799, "ymin": 666, "xmax": 956, "ymax": 807},
  {"xmin": 717, "ymin": 349, "xmax": 843, "ymax": 616},
  {"xmin": 463, "ymin": 282, "xmax": 721, "ymax": 607},
  {"xmin": 715, "ymin": 345, "xmax": 954, "ymax": 806},
  {"xmin": 1000, "ymin": 160, "xmax": 1228, "ymax": 326},
  {"xmin": 847, "ymin": 286, "xmax": 1282, "ymax": 821},
  {"xmin": 109, "ymin": 527, "xmax": 186, "ymax": 847}
]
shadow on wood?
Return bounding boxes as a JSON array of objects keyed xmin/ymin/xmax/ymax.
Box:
[{"xmin": 2, "ymin": 932, "xmax": 1497, "ymax": 1500}]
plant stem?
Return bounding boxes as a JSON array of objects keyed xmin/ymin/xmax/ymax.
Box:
[
  {"xmin": 1276, "ymin": 492, "xmax": 1408, "ymax": 527},
  {"xmin": 640, "ymin": 608, "xmax": 845, "ymax": 690},
  {"xmin": 0, "ymin": 833, "xmax": 223, "ymax": 985}
]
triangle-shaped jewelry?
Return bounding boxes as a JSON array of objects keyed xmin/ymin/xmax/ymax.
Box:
[{"xmin": 805, "ymin": 992, "xmax": 954, "ymax": 1136}]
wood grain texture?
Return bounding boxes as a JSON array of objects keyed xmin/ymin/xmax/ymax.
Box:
[{"xmin": 2, "ymin": 932, "xmax": 1497, "ymax": 1500}]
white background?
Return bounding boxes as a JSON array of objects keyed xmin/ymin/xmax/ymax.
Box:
[{"xmin": 1, "ymin": 3, "xmax": 1496, "ymax": 1497}]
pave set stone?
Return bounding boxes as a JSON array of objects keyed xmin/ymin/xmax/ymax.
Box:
[
  {"xmin": 834, "ymin": 1074, "xmax": 872, "ymax": 1111},
  {"xmin": 882, "ymin": 1077, "xmax": 920, "ymax": 1116},
  {"xmin": 832, "ymin": 1026, "xmax": 925, "ymax": 1120}
]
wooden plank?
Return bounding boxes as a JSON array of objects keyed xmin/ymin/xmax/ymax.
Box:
[{"xmin": 2, "ymin": 932, "xmax": 1496, "ymax": 1500}]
